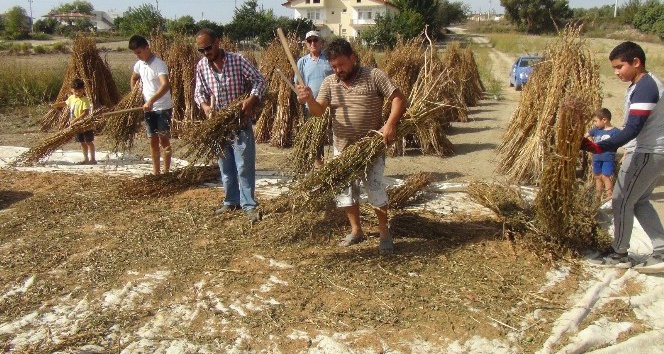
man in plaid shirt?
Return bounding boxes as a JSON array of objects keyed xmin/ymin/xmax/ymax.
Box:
[{"xmin": 194, "ymin": 28, "xmax": 267, "ymax": 223}]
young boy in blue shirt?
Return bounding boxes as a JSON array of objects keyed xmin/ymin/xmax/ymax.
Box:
[{"xmin": 585, "ymin": 108, "xmax": 620, "ymax": 200}]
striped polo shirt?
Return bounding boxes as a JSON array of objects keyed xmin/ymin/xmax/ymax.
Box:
[{"xmin": 318, "ymin": 66, "xmax": 398, "ymax": 151}]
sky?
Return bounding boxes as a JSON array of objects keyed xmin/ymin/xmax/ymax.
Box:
[{"xmin": 1, "ymin": 0, "xmax": 622, "ymax": 26}]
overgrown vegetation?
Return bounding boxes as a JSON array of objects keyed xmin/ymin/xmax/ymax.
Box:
[{"xmin": 0, "ymin": 60, "xmax": 65, "ymax": 108}]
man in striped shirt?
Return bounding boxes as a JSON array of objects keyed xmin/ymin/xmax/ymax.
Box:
[
  {"xmin": 194, "ymin": 28, "xmax": 267, "ymax": 223},
  {"xmin": 296, "ymin": 38, "xmax": 407, "ymax": 254},
  {"xmin": 582, "ymin": 41, "xmax": 664, "ymax": 270}
]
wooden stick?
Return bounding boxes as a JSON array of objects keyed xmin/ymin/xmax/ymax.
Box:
[
  {"xmin": 277, "ymin": 27, "xmax": 304, "ymax": 86},
  {"xmin": 102, "ymin": 107, "xmax": 144, "ymax": 117},
  {"xmin": 275, "ymin": 68, "xmax": 297, "ymax": 94}
]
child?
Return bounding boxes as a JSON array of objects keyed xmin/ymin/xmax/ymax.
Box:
[
  {"xmin": 128, "ymin": 35, "xmax": 173, "ymax": 175},
  {"xmin": 581, "ymin": 41, "xmax": 664, "ymax": 269},
  {"xmin": 51, "ymin": 78, "xmax": 96, "ymax": 165},
  {"xmin": 584, "ymin": 108, "xmax": 620, "ymax": 200}
]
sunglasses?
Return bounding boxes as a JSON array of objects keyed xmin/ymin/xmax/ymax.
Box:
[
  {"xmin": 197, "ymin": 44, "xmax": 214, "ymax": 53},
  {"xmin": 306, "ymin": 38, "xmax": 319, "ymax": 43}
]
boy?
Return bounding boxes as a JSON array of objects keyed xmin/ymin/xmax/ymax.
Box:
[
  {"xmin": 584, "ymin": 108, "xmax": 619, "ymax": 200},
  {"xmin": 51, "ymin": 78, "xmax": 96, "ymax": 165},
  {"xmin": 581, "ymin": 41, "xmax": 664, "ymax": 270},
  {"xmin": 129, "ymin": 34, "xmax": 173, "ymax": 175}
]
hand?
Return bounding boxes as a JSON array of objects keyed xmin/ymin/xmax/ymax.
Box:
[
  {"xmin": 580, "ymin": 137, "xmax": 602, "ymax": 154},
  {"xmin": 296, "ymin": 84, "xmax": 313, "ymax": 104},
  {"xmin": 143, "ymin": 101, "xmax": 153, "ymax": 112},
  {"xmin": 378, "ymin": 122, "xmax": 397, "ymax": 145}
]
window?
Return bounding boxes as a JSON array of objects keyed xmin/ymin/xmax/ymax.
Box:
[
  {"xmin": 306, "ymin": 10, "xmax": 321, "ymax": 20},
  {"xmin": 358, "ymin": 10, "xmax": 372, "ymax": 19},
  {"xmin": 342, "ymin": 9, "xmax": 347, "ymax": 12},
  {"xmin": 342, "ymin": 28, "xmax": 346, "ymax": 34},
  {"xmin": 356, "ymin": 0, "xmax": 361, "ymax": 3},
  {"xmin": 313, "ymin": 0, "xmax": 320, "ymax": 3}
]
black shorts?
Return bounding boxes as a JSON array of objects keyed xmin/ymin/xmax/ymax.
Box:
[{"xmin": 75, "ymin": 130, "xmax": 94, "ymax": 143}]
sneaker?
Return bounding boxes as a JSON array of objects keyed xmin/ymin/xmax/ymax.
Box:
[
  {"xmin": 587, "ymin": 247, "xmax": 633, "ymax": 268},
  {"xmin": 633, "ymin": 252, "xmax": 664, "ymax": 274},
  {"xmin": 214, "ymin": 205, "xmax": 240, "ymax": 216},
  {"xmin": 246, "ymin": 209, "xmax": 261, "ymax": 223}
]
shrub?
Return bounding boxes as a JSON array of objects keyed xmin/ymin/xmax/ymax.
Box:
[{"xmin": 33, "ymin": 45, "xmax": 47, "ymax": 54}]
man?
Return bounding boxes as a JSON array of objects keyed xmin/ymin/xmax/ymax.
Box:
[
  {"xmin": 129, "ymin": 34, "xmax": 173, "ymax": 175},
  {"xmin": 193, "ymin": 28, "xmax": 266, "ymax": 223},
  {"xmin": 296, "ymin": 38, "xmax": 407, "ymax": 254},
  {"xmin": 295, "ymin": 30, "xmax": 334, "ymax": 167},
  {"xmin": 582, "ymin": 41, "xmax": 664, "ymax": 270}
]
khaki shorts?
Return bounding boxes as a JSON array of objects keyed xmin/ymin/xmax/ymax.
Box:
[{"xmin": 334, "ymin": 147, "xmax": 388, "ymax": 208}]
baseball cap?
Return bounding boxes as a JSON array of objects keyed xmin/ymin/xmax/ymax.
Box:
[{"xmin": 305, "ymin": 30, "xmax": 321, "ymax": 40}]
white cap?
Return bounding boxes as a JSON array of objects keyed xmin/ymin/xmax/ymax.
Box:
[{"xmin": 305, "ymin": 30, "xmax": 321, "ymax": 40}]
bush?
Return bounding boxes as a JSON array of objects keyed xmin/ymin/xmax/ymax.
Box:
[
  {"xmin": 33, "ymin": 45, "xmax": 47, "ymax": 54},
  {"xmin": 29, "ymin": 32, "xmax": 53, "ymax": 40},
  {"xmin": 51, "ymin": 42, "xmax": 68, "ymax": 53}
]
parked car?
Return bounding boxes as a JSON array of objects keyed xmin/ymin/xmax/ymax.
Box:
[{"xmin": 509, "ymin": 55, "xmax": 542, "ymax": 91}]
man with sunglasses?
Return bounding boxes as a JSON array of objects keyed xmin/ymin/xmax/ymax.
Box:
[
  {"xmin": 296, "ymin": 30, "xmax": 333, "ymax": 167},
  {"xmin": 193, "ymin": 28, "xmax": 267, "ymax": 223}
]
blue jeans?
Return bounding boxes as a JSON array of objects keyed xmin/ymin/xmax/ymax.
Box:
[{"xmin": 218, "ymin": 125, "xmax": 257, "ymax": 210}]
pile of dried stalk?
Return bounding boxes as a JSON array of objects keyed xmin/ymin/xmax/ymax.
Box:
[
  {"xmin": 103, "ymin": 83, "xmax": 144, "ymax": 153},
  {"xmin": 497, "ymin": 26, "xmax": 601, "ymax": 185},
  {"xmin": 14, "ymin": 107, "xmax": 109, "ymax": 165},
  {"xmin": 41, "ymin": 35, "xmax": 120, "ymax": 131},
  {"xmin": 441, "ymin": 42, "xmax": 485, "ymax": 109},
  {"xmin": 119, "ymin": 165, "xmax": 219, "ymax": 199},
  {"xmin": 254, "ymin": 34, "xmax": 304, "ymax": 147},
  {"xmin": 178, "ymin": 98, "xmax": 246, "ymax": 164},
  {"xmin": 387, "ymin": 172, "xmax": 432, "ymax": 209},
  {"xmin": 165, "ymin": 34, "xmax": 204, "ymax": 130}
]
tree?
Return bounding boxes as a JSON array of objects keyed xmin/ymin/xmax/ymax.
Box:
[
  {"xmin": 618, "ymin": 0, "xmax": 642, "ymax": 25},
  {"xmin": 3, "ymin": 6, "xmax": 31, "ymax": 39},
  {"xmin": 359, "ymin": 10, "xmax": 425, "ymax": 47},
  {"xmin": 167, "ymin": 15, "xmax": 198, "ymax": 35},
  {"xmin": 117, "ymin": 3, "xmax": 165, "ymax": 36},
  {"xmin": 33, "ymin": 18, "xmax": 60, "ymax": 34},
  {"xmin": 633, "ymin": 0, "xmax": 664, "ymax": 36},
  {"xmin": 393, "ymin": 0, "xmax": 442, "ymax": 37},
  {"xmin": 225, "ymin": 0, "xmax": 270, "ymax": 43},
  {"xmin": 436, "ymin": 0, "xmax": 470, "ymax": 26},
  {"xmin": 196, "ymin": 20, "xmax": 224, "ymax": 37},
  {"xmin": 500, "ymin": 0, "xmax": 572, "ymax": 34},
  {"xmin": 52, "ymin": 1, "xmax": 94, "ymax": 14}
]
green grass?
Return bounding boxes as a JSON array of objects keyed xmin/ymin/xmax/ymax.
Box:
[
  {"xmin": 471, "ymin": 44, "xmax": 504, "ymax": 100},
  {"xmin": 0, "ymin": 59, "xmax": 66, "ymax": 108},
  {"xmin": 487, "ymin": 33, "xmax": 552, "ymax": 57}
]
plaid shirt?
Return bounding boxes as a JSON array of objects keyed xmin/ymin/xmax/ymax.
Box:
[{"xmin": 194, "ymin": 51, "xmax": 266, "ymax": 110}]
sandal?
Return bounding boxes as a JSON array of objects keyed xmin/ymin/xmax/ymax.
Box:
[
  {"xmin": 379, "ymin": 237, "xmax": 394, "ymax": 254},
  {"xmin": 338, "ymin": 234, "xmax": 366, "ymax": 247},
  {"xmin": 75, "ymin": 161, "xmax": 89, "ymax": 165}
]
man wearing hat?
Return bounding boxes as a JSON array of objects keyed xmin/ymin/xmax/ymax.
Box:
[{"xmin": 296, "ymin": 30, "xmax": 334, "ymax": 167}]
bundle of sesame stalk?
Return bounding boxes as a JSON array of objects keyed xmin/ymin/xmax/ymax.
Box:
[
  {"xmin": 103, "ymin": 82, "xmax": 144, "ymax": 153},
  {"xmin": 178, "ymin": 98, "xmax": 246, "ymax": 164},
  {"xmin": 254, "ymin": 36, "xmax": 304, "ymax": 144},
  {"xmin": 41, "ymin": 35, "xmax": 120, "ymax": 131},
  {"xmin": 165, "ymin": 34, "xmax": 204, "ymax": 130},
  {"xmin": 119, "ymin": 165, "xmax": 219, "ymax": 199},
  {"xmin": 496, "ymin": 26, "xmax": 601, "ymax": 185},
  {"xmin": 387, "ymin": 172, "xmax": 433, "ymax": 209},
  {"xmin": 441, "ymin": 42, "xmax": 485, "ymax": 110},
  {"xmin": 288, "ymin": 109, "xmax": 331, "ymax": 176},
  {"xmin": 262, "ymin": 66, "xmax": 452, "ymax": 215},
  {"xmin": 14, "ymin": 107, "xmax": 109, "ymax": 166}
]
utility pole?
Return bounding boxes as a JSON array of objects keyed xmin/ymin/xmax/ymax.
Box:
[
  {"xmin": 155, "ymin": 0, "xmax": 159, "ymax": 11},
  {"xmin": 614, "ymin": 0, "xmax": 618, "ymax": 18},
  {"xmin": 28, "ymin": 0, "xmax": 34, "ymax": 33}
]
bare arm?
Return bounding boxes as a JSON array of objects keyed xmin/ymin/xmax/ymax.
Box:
[
  {"xmin": 379, "ymin": 89, "xmax": 407, "ymax": 144},
  {"xmin": 130, "ymin": 72, "xmax": 140, "ymax": 90},
  {"xmin": 50, "ymin": 101, "xmax": 67, "ymax": 109},
  {"xmin": 296, "ymin": 84, "xmax": 328, "ymax": 116}
]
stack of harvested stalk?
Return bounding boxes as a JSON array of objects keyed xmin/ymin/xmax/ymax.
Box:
[
  {"xmin": 163, "ymin": 34, "xmax": 204, "ymax": 131},
  {"xmin": 103, "ymin": 83, "xmax": 145, "ymax": 153},
  {"xmin": 387, "ymin": 172, "xmax": 433, "ymax": 209},
  {"xmin": 41, "ymin": 35, "xmax": 120, "ymax": 131},
  {"xmin": 496, "ymin": 26, "xmax": 601, "ymax": 185},
  {"xmin": 254, "ymin": 34, "xmax": 304, "ymax": 147},
  {"xmin": 262, "ymin": 62, "xmax": 454, "ymax": 215},
  {"xmin": 441, "ymin": 42, "xmax": 485, "ymax": 110},
  {"xmin": 14, "ymin": 107, "xmax": 109, "ymax": 165}
]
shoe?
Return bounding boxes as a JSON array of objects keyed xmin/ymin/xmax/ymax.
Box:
[
  {"xmin": 379, "ymin": 236, "xmax": 394, "ymax": 255},
  {"xmin": 633, "ymin": 252, "xmax": 664, "ymax": 274},
  {"xmin": 339, "ymin": 234, "xmax": 366, "ymax": 247},
  {"xmin": 88, "ymin": 160, "xmax": 98, "ymax": 165},
  {"xmin": 214, "ymin": 205, "xmax": 240, "ymax": 215},
  {"xmin": 75, "ymin": 160, "xmax": 89, "ymax": 165},
  {"xmin": 246, "ymin": 209, "xmax": 261, "ymax": 223},
  {"xmin": 587, "ymin": 247, "xmax": 633, "ymax": 268}
]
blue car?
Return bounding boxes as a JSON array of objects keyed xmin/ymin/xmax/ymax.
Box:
[{"xmin": 509, "ymin": 55, "xmax": 542, "ymax": 91}]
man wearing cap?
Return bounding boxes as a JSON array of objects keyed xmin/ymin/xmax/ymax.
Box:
[{"xmin": 296, "ymin": 30, "xmax": 334, "ymax": 166}]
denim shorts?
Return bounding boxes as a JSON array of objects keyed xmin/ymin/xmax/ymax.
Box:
[
  {"xmin": 334, "ymin": 147, "xmax": 388, "ymax": 208},
  {"xmin": 144, "ymin": 109, "xmax": 172, "ymax": 138},
  {"xmin": 75, "ymin": 130, "xmax": 94, "ymax": 143}
]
